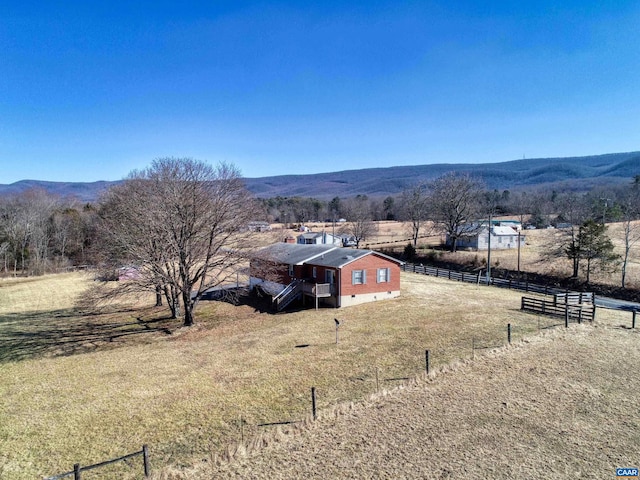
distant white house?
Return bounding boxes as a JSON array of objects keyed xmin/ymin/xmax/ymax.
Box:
[
  {"xmin": 297, "ymin": 231, "xmax": 341, "ymax": 245},
  {"xmin": 447, "ymin": 225, "xmax": 525, "ymax": 251},
  {"xmin": 247, "ymin": 221, "xmax": 272, "ymax": 232},
  {"xmin": 296, "ymin": 231, "xmax": 358, "ymax": 247}
]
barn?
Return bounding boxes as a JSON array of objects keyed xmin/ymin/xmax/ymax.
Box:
[{"xmin": 250, "ymin": 243, "xmax": 402, "ymax": 310}]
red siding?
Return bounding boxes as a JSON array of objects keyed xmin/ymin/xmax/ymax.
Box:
[
  {"xmin": 339, "ymin": 254, "xmax": 400, "ymax": 297},
  {"xmin": 251, "ymin": 261, "xmax": 305, "ymax": 285},
  {"xmin": 252, "ymin": 252, "xmax": 401, "ymax": 298}
]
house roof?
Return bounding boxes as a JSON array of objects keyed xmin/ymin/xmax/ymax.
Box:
[
  {"xmin": 492, "ymin": 226, "xmax": 519, "ymax": 236},
  {"xmin": 255, "ymin": 243, "xmax": 337, "ymax": 265},
  {"xmin": 455, "ymin": 224, "xmax": 518, "ymax": 237},
  {"xmin": 297, "ymin": 232, "xmax": 336, "ymax": 240},
  {"xmin": 254, "ymin": 243, "xmax": 403, "ymax": 268},
  {"xmin": 309, "ymin": 248, "xmax": 403, "ymax": 268},
  {"xmin": 305, "ymin": 248, "xmax": 370, "ymax": 268}
]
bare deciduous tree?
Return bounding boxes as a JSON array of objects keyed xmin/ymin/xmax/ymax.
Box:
[
  {"xmin": 619, "ymin": 178, "xmax": 640, "ymax": 288},
  {"xmin": 428, "ymin": 173, "xmax": 483, "ymax": 252},
  {"xmin": 341, "ymin": 195, "xmax": 377, "ymax": 248},
  {"xmin": 99, "ymin": 158, "xmax": 260, "ymax": 327},
  {"xmin": 0, "ymin": 189, "xmax": 59, "ymax": 274},
  {"xmin": 549, "ymin": 193, "xmax": 591, "ymax": 278},
  {"xmin": 400, "ymin": 183, "xmax": 430, "ymax": 247}
]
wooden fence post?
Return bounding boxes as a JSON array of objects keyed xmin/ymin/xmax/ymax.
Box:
[
  {"xmin": 142, "ymin": 444, "xmax": 150, "ymax": 478},
  {"xmin": 633, "ymin": 310, "xmax": 637, "ymax": 329},
  {"xmin": 311, "ymin": 387, "xmax": 317, "ymax": 420},
  {"xmin": 74, "ymin": 464, "xmax": 81, "ymax": 480},
  {"xmin": 564, "ymin": 304, "xmax": 569, "ymax": 328},
  {"xmin": 425, "ymin": 350, "xmax": 430, "ymax": 375},
  {"xmin": 507, "ymin": 323, "xmax": 511, "ymax": 345}
]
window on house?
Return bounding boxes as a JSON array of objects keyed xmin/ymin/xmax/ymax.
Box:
[
  {"xmin": 312, "ymin": 266, "xmax": 317, "ymax": 278},
  {"xmin": 352, "ymin": 269, "xmax": 366, "ymax": 285},
  {"xmin": 377, "ymin": 267, "xmax": 390, "ymax": 283},
  {"xmin": 288, "ymin": 264, "xmax": 294, "ymax": 277}
]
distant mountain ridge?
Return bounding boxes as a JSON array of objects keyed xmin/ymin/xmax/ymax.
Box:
[
  {"xmin": 0, "ymin": 180, "xmax": 116, "ymax": 202},
  {"xmin": 1, "ymin": 151, "xmax": 639, "ymax": 202},
  {"xmin": 242, "ymin": 151, "xmax": 640, "ymax": 198}
]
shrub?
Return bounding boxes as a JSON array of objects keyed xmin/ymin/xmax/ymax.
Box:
[{"xmin": 404, "ymin": 243, "xmax": 416, "ymax": 260}]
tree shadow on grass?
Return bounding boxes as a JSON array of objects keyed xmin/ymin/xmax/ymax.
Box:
[{"xmin": 0, "ymin": 307, "xmax": 175, "ymax": 363}]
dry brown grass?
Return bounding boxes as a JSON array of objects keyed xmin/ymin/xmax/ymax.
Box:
[
  {"xmin": 0, "ymin": 271, "xmax": 635, "ymax": 479},
  {"xmin": 175, "ymin": 325, "xmax": 640, "ymax": 480},
  {"xmin": 350, "ymin": 219, "xmax": 640, "ymax": 290}
]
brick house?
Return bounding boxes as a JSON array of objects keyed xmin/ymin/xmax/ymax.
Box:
[{"xmin": 250, "ymin": 243, "xmax": 402, "ymax": 310}]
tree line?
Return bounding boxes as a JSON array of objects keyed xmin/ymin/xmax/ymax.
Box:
[
  {"xmin": 1, "ymin": 158, "xmax": 639, "ymax": 326},
  {"xmin": 0, "ymin": 189, "xmax": 99, "ymax": 275}
]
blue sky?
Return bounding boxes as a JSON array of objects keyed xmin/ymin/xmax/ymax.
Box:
[{"xmin": 2, "ymin": 1, "xmax": 639, "ymax": 183}]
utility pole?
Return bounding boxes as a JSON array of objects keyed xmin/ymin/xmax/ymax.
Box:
[
  {"xmin": 517, "ymin": 228, "xmax": 521, "ymax": 274},
  {"xmin": 600, "ymin": 198, "xmax": 610, "ymax": 225},
  {"xmin": 486, "ymin": 212, "xmax": 492, "ymax": 284}
]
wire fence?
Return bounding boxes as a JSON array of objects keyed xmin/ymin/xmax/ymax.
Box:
[{"xmin": 44, "ymin": 445, "xmax": 149, "ymax": 480}]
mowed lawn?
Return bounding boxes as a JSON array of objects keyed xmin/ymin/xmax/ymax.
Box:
[{"xmin": 0, "ymin": 271, "xmax": 634, "ymax": 478}]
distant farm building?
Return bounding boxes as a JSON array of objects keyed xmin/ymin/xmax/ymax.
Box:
[
  {"xmin": 250, "ymin": 243, "xmax": 402, "ymax": 310},
  {"xmin": 247, "ymin": 221, "xmax": 272, "ymax": 232},
  {"xmin": 447, "ymin": 224, "xmax": 526, "ymax": 251},
  {"xmin": 297, "ymin": 231, "xmax": 341, "ymax": 245},
  {"xmin": 296, "ymin": 231, "xmax": 357, "ymax": 247}
]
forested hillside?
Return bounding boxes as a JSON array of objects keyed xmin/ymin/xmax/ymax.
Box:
[{"xmin": 1, "ymin": 151, "xmax": 639, "ymax": 201}]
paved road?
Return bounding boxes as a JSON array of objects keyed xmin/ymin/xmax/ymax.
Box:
[
  {"xmin": 402, "ymin": 262, "xmax": 640, "ymax": 313},
  {"xmin": 595, "ymin": 296, "xmax": 640, "ymax": 311}
]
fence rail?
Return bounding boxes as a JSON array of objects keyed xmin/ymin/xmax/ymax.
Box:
[
  {"xmin": 401, "ymin": 263, "xmax": 570, "ymax": 296},
  {"xmin": 554, "ymin": 292, "xmax": 594, "ymax": 305},
  {"xmin": 521, "ymin": 296, "xmax": 595, "ymax": 323},
  {"xmin": 44, "ymin": 445, "xmax": 149, "ymax": 480}
]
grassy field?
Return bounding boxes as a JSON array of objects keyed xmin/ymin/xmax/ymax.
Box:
[
  {"xmin": 338, "ymin": 219, "xmax": 640, "ymax": 290},
  {"xmin": 0, "ymin": 271, "xmax": 635, "ymax": 479},
  {"xmin": 185, "ymin": 325, "xmax": 640, "ymax": 480}
]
